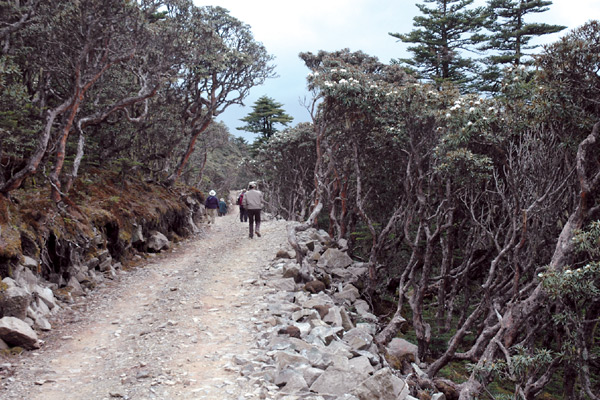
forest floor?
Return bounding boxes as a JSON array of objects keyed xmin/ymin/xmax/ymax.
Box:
[{"xmin": 0, "ymin": 207, "xmax": 289, "ymax": 400}]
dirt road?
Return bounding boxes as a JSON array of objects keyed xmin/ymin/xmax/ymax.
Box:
[{"xmin": 1, "ymin": 208, "xmax": 289, "ymax": 400}]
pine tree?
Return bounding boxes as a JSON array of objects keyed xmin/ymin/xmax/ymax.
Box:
[
  {"xmin": 237, "ymin": 95, "xmax": 293, "ymax": 143},
  {"xmin": 479, "ymin": 0, "xmax": 565, "ymax": 91},
  {"xmin": 389, "ymin": 0, "xmax": 486, "ymax": 89}
]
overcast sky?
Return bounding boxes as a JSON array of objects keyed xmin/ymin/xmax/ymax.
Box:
[{"xmin": 192, "ymin": 0, "xmax": 599, "ymax": 141}]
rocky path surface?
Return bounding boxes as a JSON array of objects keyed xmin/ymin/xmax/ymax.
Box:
[{"xmin": 1, "ymin": 209, "xmax": 289, "ymax": 400}]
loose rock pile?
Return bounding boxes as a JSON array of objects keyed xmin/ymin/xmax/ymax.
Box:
[
  {"xmin": 234, "ymin": 224, "xmax": 447, "ymax": 400},
  {"xmin": 0, "ymin": 231, "xmax": 172, "ymax": 352}
]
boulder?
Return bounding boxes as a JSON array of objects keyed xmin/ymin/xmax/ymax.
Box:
[
  {"xmin": 13, "ymin": 266, "xmax": 38, "ymax": 293},
  {"xmin": 318, "ymin": 248, "xmax": 353, "ymax": 270},
  {"xmin": 147, "ymin": 231, "xmax": 169, "ymax": 252},
  {"xmin": 0, "ymin": 316, "xmax": 40, "ymax": 349},
  {"xmin": 0, "ymin": 286, "xmax": 31, "ymax": 320},
  {"xmin": 386, "ymin": 338, "xmax": 419, "ymax": 365},
  {"xmin": 34, "ymin": 286, "xmax": 58, "ymax": 310},
  {"xmin": 309, "ymin": 366, "xmax": 370, "ymax": 396},
  {"xmin": 351, "ymin": 367, "xmax": 409, "ymax": 400},
  {"xmin": 334, "ymin": 284, "xmax": 360, "ymax": 304},
  {"xmin": 343, "ymin": 327, "xmax": 373, "ymax": 352},
  {"xmin": 282, "ymin": 264, "xmax": 301, "ymax": 282}
]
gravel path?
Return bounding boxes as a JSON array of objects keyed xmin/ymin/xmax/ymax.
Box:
[{"xmin": 0, "ymin": 209, "xmax": 289, "ymax": 400}]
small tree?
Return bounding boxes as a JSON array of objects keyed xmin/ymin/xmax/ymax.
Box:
[{"xmin": 237, "ymin": 95, "xmax": 293, "ymax": 145}]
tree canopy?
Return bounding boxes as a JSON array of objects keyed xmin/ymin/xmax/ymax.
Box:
[{"xmin": 237, "ymin": 95, "xmax": 293, "ymax": 145}]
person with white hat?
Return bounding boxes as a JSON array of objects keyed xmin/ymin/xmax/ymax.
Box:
[
  {"xmin": 205, "ymin": 190, "xmax": 219, "ymax": 224},
  {"xmin": 242, "ymin": 181, "xmax": 263, "ymax": 238}
]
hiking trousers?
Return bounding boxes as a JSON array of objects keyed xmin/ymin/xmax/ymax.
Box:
[
  {"xmin": 240, "ymin": 207, "xmax": 248, "ymax": 222},
  {"xmin": 207, "ymin": 208, "xmax": 217, "ymax": 224},
  {"xmin": 247, "ymin": 209, "xmax": 261, "ymax": 237}
]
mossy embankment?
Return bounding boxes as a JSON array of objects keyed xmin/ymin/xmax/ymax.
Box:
[{"xmin": 0, "ymin": 168, "xmax": 204, "ymax": 284}]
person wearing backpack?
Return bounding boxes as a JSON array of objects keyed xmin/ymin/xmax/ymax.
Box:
[
  {"xmin": 205, "ymin": 190, "xmax": 219, "ymax": 224},
  {"xmin": 242, "ymin": 182, "xmax": 263, "ymax": 239},
  {"xmin": 238, "ymin": 189, "xmax": 248, "ymax": 222}
]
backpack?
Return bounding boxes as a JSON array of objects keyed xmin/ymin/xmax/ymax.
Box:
[{"xmin": 238, "ymin": 194, "xmax": 243, "ymax": 206}]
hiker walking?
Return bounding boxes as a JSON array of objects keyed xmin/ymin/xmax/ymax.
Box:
[
  {"xmin": 205, "ymin": 190, "xmax": 219, "ymax": 224},
  {"xmin": 238, "ymin": 189, "xmax": 248, "ymax": 222},
  {"xmin": 218, "ymin": 198, "xmax": 228, "ymax": 216},
  {"xmin": 242, "ymin": 182, "xmax": 263, "ymax": 239}
]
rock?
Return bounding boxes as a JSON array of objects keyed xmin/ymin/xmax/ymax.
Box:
[
  {"xmin": 349, "ymin": 355, "xmax": 375, "ymax": 375},
  {"xmin": 386, "ymin": 338, "xmax": 419, "ymax": 366},
  {"xmin": 306, "ymin": 325, "xmax": 344, "ymax": 346},
  {"xmin": 98, "ymin": 258, "xmax": 112, "ymax": 272},
  {"xmin": 282, "ymin": 264, "xmax": 301, "ymax": 282},
  {"xmin": 278, "ymin": 326, "xmax": 301, "ymax": 338},
  {"xmin": 303, "ymin": 280, "xmax": 326, "ymax": 294},
  {"xmin": 13, "ymin": 266, "xmax": 38, "ymax": 292},
  {"xmin": 0, "ymin": 316, "xmax": 40, "ymax": 350},
  {"xmin": 432, "ymin": 393, "xmax": 447, "ymax": 400},
  {"xmin": 131, "ymin": 223, "xmax": 145, "ymax": 245},
  {"xmin": 350, "ymin": 367, "xmax": 409, "ymax": 400},
  {"xmin": 274, "ymin": 351, "xmax": 310, "ymax": 371},
  {"xmin": 86, "ymin": 257, "xmax": 100, "ymax": 270},
  {"xmin": 323, "ymin": 306, "xmax": 343, "ymax": 327},
  {"xmin": 0, "ymin": 286, "xmax": 31, "ymax": 320},
  {"xmin": 97, "ymin": 249, "xmax": 111, "ymax": 263},
  {"xmin": 266, "ymin": 278, "xmax": 297, "ymax": 292},
  {"xmin": 302, "ymin": 293, "xmax": 335, "ymax": 308},
  {"xmin": 302, "ymin": 367, "xmax": 323, "ymax": 387},
  {"xmin": 353, "ymin": 299, "xmax": 371, "ymax": 315},
  {"xmin": 309, "ymin": 366, "xmax": 369, "ymax": 396},
  {"xmin": 433, "ymin": 378, "xmax": 459, "ymax": 400},
  {"xmin": 340, "ymin": 307, "xmax": 355, "ymax": 331},
  {"xmin": 343, "ymin": 327, "xmax": 373, "ymax": 352},
  {"xmin": 276, "ymin": 249, "xmax": 293, "ymax": 259},
  {"xmin": 312, "ymin": 305, "xmax": 331, "ymax": 319},
  {"xmin": 291, "ymin": 308, "xmax": 320, "ymax": 322},
  {"xmin": 337, "ymin": 238, "xmax": 349, "ymax": 251},
  {"xmin": 31, "ymin": 313, "xmax": 51, "ymax": 331},
  {"xmin": 280, "ymin": 370, "xmax": 310, "ymax": 393},
  {"xmin": 34, "ymin": 286, "xmax": 58, "ymax": 310},
  {"xmin": 317, "ymin": 248, "xmax": 353, "ymax": 270},
  {"xmin": 334, "ymin": 284, "xmax": 360, "ymax": 304},
  {"xmin": 67, "ymin": 277, "xmax": 85, "ymax": 297},
  {"xmin": 147, "ymin": 231, "xmax": 169, "ymax": 252},
  {"xmin": 22, "ymin": 256, "xmax": 39, "ymax": 271}
]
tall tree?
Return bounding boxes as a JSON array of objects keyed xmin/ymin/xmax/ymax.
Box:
[
  {"xmin": 389, "ymin": 0, "xmax": 486, "ymax": 89},
  {"xmin": 164, "ymin": 5, "xmax": 275, "ymax": 186},
  {"xmin": 237, "ymin": 95, "xmax": 293, "ymax": 144},
  {"xmin": 479, "ymin": 0, "xmax": 565, "ymax": 91}
]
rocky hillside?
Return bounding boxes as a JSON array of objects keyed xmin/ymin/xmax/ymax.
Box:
[{"xmin": 0, "ymin": 170, "xmax": 205, "ymax": 350}]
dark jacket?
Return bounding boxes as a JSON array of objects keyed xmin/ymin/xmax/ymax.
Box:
[
  {"xmin": 218, "ymin": 200, "xmax": 228, "ymax": 214},
  {"xmin": 205, "ymin": 195, "xmax": 219, "ymax": 209}
]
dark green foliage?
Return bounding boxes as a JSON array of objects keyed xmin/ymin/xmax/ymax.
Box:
[
  {"xmin": 478, "ymin": 0, "xmax": 566, "ymax": 91},
  {"xmin": 389, "ymin": 0, "xmax": 487, "ymax": 90},
  {"xmin": 0, "ymin": 0, "xmax": 274, "ymax": 196},
  {"xmin": 237, "ymin": 95, "xmax": 293, "ymax": 146}
]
